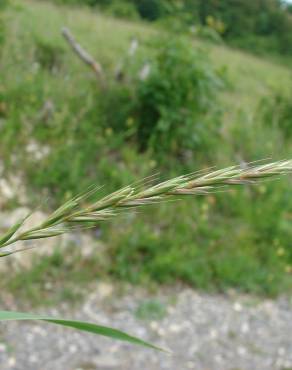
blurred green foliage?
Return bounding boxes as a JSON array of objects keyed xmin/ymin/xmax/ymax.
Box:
[
  {"xmin": 135, "ymin": 299, "xmax": 167, "ymax": 321},
  {"xmin": 6, "ymin": 246, "xmax": 102, "ymax": 307},
  {"xmin": 105, "ymin": 0, "xmax": 140, "ymax": 20},
  {"xmin": 260, "ymin": 89, "xmax": 292, "ymax": 139},
  {"xmin": 34, "ymin": 37, "xmax": 64, "ymax": 72},
  {"xmin": 133, "ymin": 0, "xmax": 166, "ymax": 21},
  {"xmin": 96, "ymin": 35, "xmax": 224, "ymax": 157},
  {"xmin": 0, "ymin": 0, "xmax": 8, "ymax": 50},
  {"xmin": 1, "ymin": 1, "xmax": 292, "ymax": 298},
  {"xmin": 105, "ymin": 180, "xmax": 292, "ymax": 296},
  {"xmin": 39, "ymin": 0, "xmax": 292, "ymax": 59},
  {"xmin": 133, "ymin": 36, "xmax": 223, "ymax": 156}
]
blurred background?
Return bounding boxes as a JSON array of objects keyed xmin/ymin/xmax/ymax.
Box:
[{"xmin": 0, "ymin": 0, "xmax": 292, "ymax": 369}]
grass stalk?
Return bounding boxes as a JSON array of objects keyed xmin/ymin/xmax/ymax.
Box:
[{"xmin": 1, "ymin": 159, "xmax": 292, "ymax": 255}]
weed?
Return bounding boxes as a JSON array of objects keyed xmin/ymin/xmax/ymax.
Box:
[{"xmin": 135, "ymin": 299, "xmax": 166, "ymax": 321}]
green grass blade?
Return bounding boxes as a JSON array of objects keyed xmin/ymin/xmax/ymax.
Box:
[
  {"xmin": 0, "ymin": 215, "xmax": 29, "ymax": 247},
  {"xmin": 0, "ymin": 310, "xmax": 164, "ymax": 351}
]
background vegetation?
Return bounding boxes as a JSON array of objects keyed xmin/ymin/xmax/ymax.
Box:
[
  {"xmin": 37, "ymin": 0, "xmax": 292, "ymax": 60},
  {"xmin": 0, "ymin": 0, "xmax": 292, "ymax": 303}
]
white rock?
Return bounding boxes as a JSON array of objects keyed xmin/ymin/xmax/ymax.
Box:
[
  {"xmin": 8, "ymin": 357, "xmax": 16, "ymax": 367},
  {"xmin": 237, "ymin": 346, "xmax": 247, "ymax": 356},
  {"xmin": 169, "ymin": 324, "xmax": 182, "ymax": 333},
  {"xmin": 210, "ymin": 328, "xmax": 218, "ymax": 339},
  {"xmin": 0, "ymin": 343, "xmax": 7, "ymax": 352},
  {"xmin": 97, "ymin": 282, "xmax": 114, "ymax": 299},
  {"xmin": 233, "ymin": 302, "xmax": 243, "ymax": 312},
  {"xmin": 241, "ymin": 322, "xmax": 249, "ymax": 333},
  {"xmin": 0, "ymin": 179, "xmax": 14, "ymax": 199}
]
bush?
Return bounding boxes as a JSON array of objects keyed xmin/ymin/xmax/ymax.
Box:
[
  {"xmin": 0, "ymin": 0, "xmax": 8, "ymax": 52},
  {"xmin": 260, "ymin": 89, "xmax": 292, "ymax": 139},
  {"xmin": 133, "ymin": 0, "xmax": 166, "ymax": 21},
  {"xmin": 93, "ymin": 35, "xmax": 224, "ymax": 160},
  {"xmin": 106, "ymin": 0, "xmax": 140, "ymax": 20},
  {"xmin": 0, "ymin": 15, "xmax": 5, "ymax": 52},
  {"xmin": 132, "ymin": 36, "xmax": 224, "ymax": 156},
  {"xmin": 229, "ymin": 34, "xmax": 280, "ymax": 57},
  {"xmin": 34, "ymin": 38, "xmax": 64, "ymax": 72},
  {"xmin": 196, "ymin": 25, "xmax": 223, "ymax": 44}
]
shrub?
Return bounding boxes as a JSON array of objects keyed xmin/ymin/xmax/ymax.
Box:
[
  {"xmin": 133, "ymin": 0, "xmax": 166, "ymax": 21},
  {"xmin": 196, "ymin": 25, "xmax": 223, "ymax": 44},
  {"xmin": 0, "ymin": 0, "xmax": 8, "ymax": 52},
  {"xmin": 132, "ymin": 36, "xmax": 224, "ymax": 156},
  {"xmin": 92, "ymin": 35, "xmax": 224, "ymax": 160},
  {"xmin": 260, "ymin": 89, "xmax": 292, "ymax": 139},
  {"xmin": 106, "ymin": 0, "xmax": 140, "ymax": 21},
  {"xmin": 34, "ymin": 38, "xmax": 64, "ymax": 72},
  {"xmin": 0, "ymin": 14, "xmax": 4, "ymax": 49},
  {"xmin": 89, "ymin": 35, "xmax": 224, "ymax": 161}
]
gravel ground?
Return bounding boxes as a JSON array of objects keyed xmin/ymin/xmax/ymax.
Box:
[{"xmin": 0, "ymin": 285, "xmax": 292, "ymax": 370}]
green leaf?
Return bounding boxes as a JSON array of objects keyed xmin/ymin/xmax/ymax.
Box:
[{"xmin": 0, "ymin": 310, "xmax": 164, "ymax": 351}]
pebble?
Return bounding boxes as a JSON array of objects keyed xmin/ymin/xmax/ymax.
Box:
[{"xmin": 233, "ymin": 302, "xmax": 243, "ymax": 312}]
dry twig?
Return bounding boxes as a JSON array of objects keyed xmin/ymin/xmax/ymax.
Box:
[{"xmin": 62, "ymin": 27, "xmax": 104, "ymax": 83}]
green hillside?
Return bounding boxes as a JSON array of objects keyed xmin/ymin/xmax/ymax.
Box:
[{"xmin": 1, "ymin": 0, "xmax": 292, "ymax": 302}]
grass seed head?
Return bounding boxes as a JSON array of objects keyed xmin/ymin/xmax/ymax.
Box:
[{"xmin": 1, "ymin": 159, "xmax": 292, "ymax": 255}]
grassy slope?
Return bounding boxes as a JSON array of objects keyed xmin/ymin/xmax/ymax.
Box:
[
  {"xmin": 1, "ymin": 0, "xmax": 292, "ymax": 305},
  {"xmin": 5, "ymin": 0, "xmax": 291, "ymax": 115}
]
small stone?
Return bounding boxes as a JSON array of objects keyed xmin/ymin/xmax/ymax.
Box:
[
  {"xmin": 157, "ymin": 327, "xmax": 165, "ymax": 337},
  {"xmin": 167, "ymin": 306, "xmax": 175, "ymax": 315},
  {"xmin": 150, "ymin": 321, "xmax": 159, "ymax": 331},
  {"xmin": 8, "ymin": 357, "xmax": 16, "ymax": 367},
  {"xmin": 97, "ymin": 282, "xmax": 114, "ymax": 299},
  {"xmin": 169, "ymin": 324, "xmax": 182, "ymax": 333},
  {"xmin": 94, "ymin": 355, "xmax": 119, "ymax": 368},
  {"xmin": 69, "ymin": 344, "xmax": 78, "ymax": 353},
  {"xmin": 278, "ymin": 347, "xmax": 285, "ymax": 356},
  {"xmin": 0, "ymin": 179, "xmax": 14, "ymax": 199},
  {"xmin": 241, "ymin": 322, "xmax": 249, "ymax": 333},
  {"xmin": 33, "ymin": 326, "xmax": 47, "ymax": 336},
  {"xmin": 215, "ymin": 354, "xmax": 223, "ymax": 363},
  {"xmin": 187, "ymin": 361, "xmax": 195, "ymax": 369},
  {"xmin": 45, "ymin": 282, "xmax": 53, "ymax": 290},
  {"xmin": 210, "ymin": 329, "xmax": 218, "ymax": 339},
  {"xmin": 233, "ymin": 302, "xmax": 243, "ymax": 312},
  {"xmin": 237, "ymin": 346, "xmax": 247, "ymax": 356},
  {"xmin": 29, "ymin": 354, "xmax": 38, "ymax": 363}
]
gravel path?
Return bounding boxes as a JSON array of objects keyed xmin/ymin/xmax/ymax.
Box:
[{"xmin": 0, "ymin": 285, "xmax": 292, "ymax": 370}]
